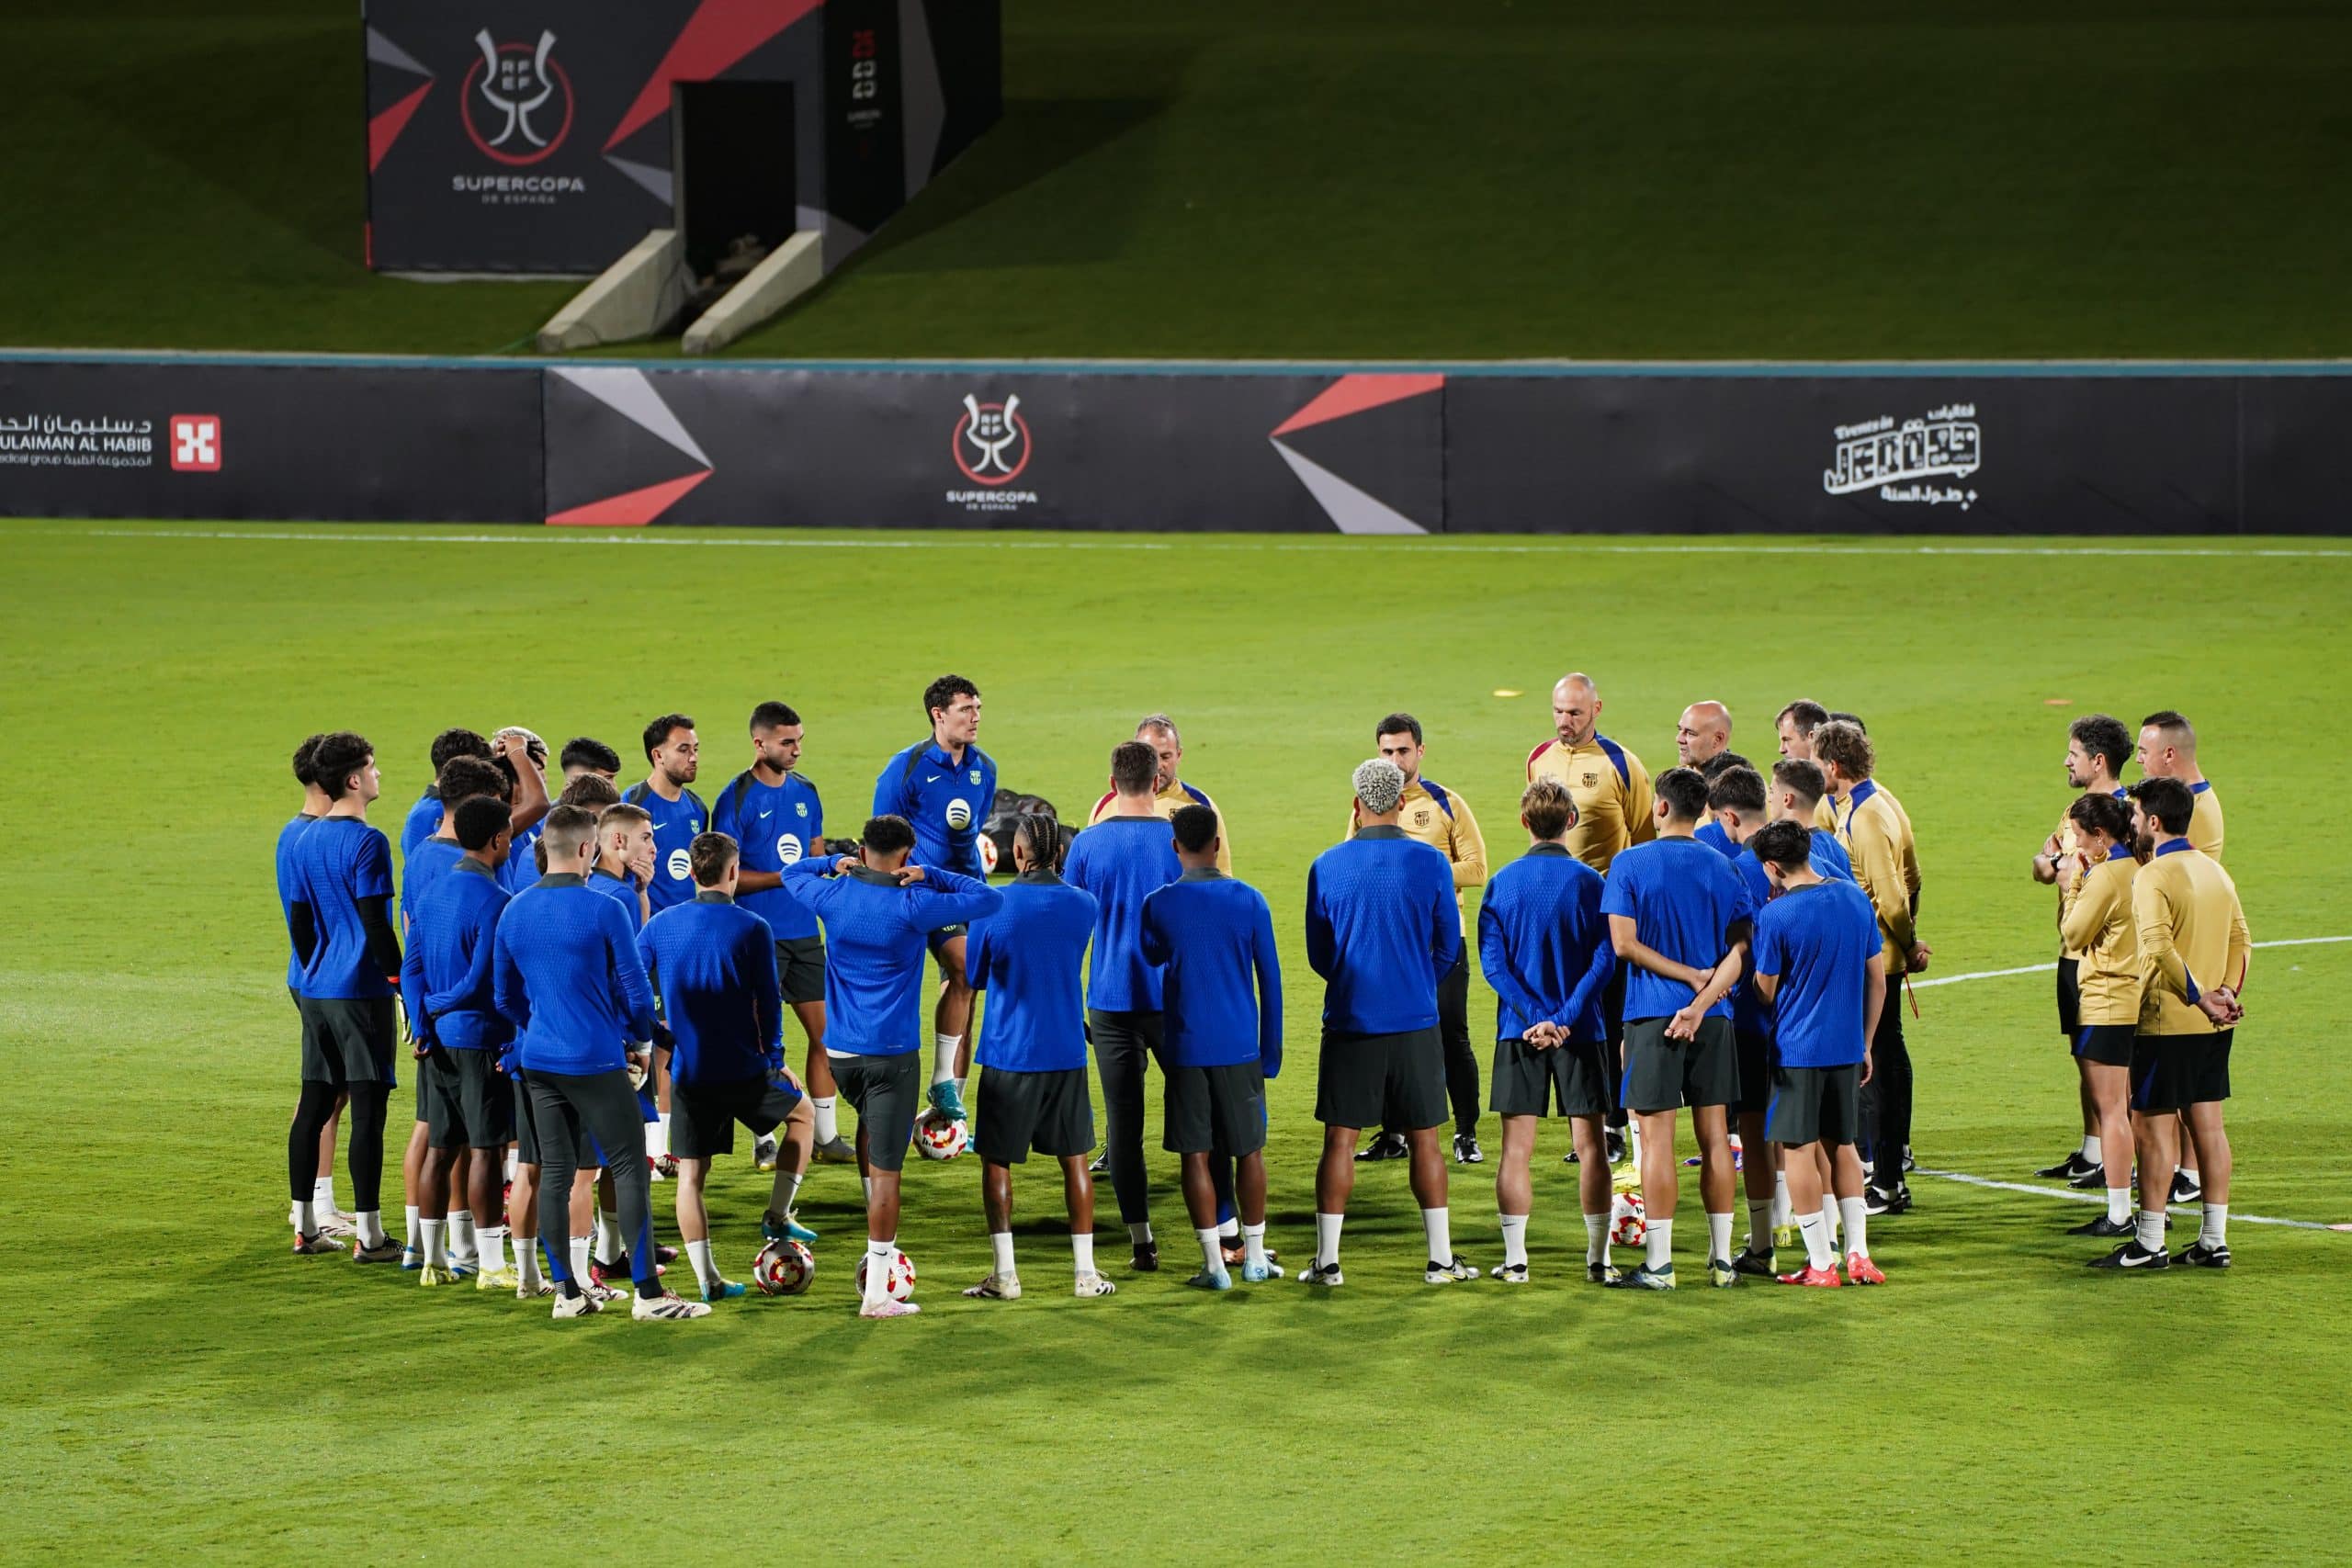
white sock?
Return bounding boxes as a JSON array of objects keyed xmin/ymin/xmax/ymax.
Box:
[
  {"xmin": 449, "ymin": 1210, "xmax": 477, "ymax": 1264},
  {"xmin": 595, "ymin": 1209, "xmax": 622, "ymax": 1264},
  {"xmin": 1747, "ymin": 1200, "xmax": 1775, "ymax": 1255},
  {"xmin": 312, "ymin": 1176, "xmax": 338, "ymax": 1214},
  {"xmin": 1645, "ymin": 1216, "xmax": 1674, "ymax": 1271},
  {"xmin": 478, "ymin": 1225, "xmax": 507, "ymax": 1274},
  {"xmin": 1798, "ymin": 1212, "xmax": 1835, "ymax": 1270},
  {"xmin": 1243, "ymin": 1223, "xmax": 1268, "ymax": 1270},
  {"xmin": 657, "ymin": 1111, "xmax": 671, "ymax": 1156},
  {"xmin": 2081, "ymin": 1133, "xmax": 2103, "ymax": 1165},
  {"xmin": 955, "ymin": 1074, "xmax": 968, "ymax": 1106},
  {"xmin": 776, "ymin": 1170, "xmax": 806, "ymax": 1217},
  {"xmin": 569, "ymin": 1236, "xmax": 592, "ymax": 1282},
  {"xmin": 517, "ymin": 1238, "xmax": 544, "ymax": 1289},
  {"xmin": 1771, "ymin": 1170, "xmax": 1791, "ymax": 1228},
  {"xmin": 2136, "ymin": 1208, "xmax": 2165, "ymax": 1250},
  {"xmin": 503, "ymin": 1149, "xmax": 517, "ymax": 1183},
  {"xmin": 991, "ymin": 1231, "xmax": 1017, "ymax": 1278},
  {"xmin": 931, "ymin": 1033, "xmax": 963, "ymax": 1086},
  {"xmin": 1421, "ymin": 1206, "xmax": 1452, "ymax": 1266},
  {"xmin": 812, "ymin": 1096, "xmax": 839, "ymax": 1144},
  {"xmin": 1838, "ymin": 1197, "xmax": 1870, "ymax": 1258},
  {"xmin": 1218, "ymin": 1217, "xmax": 1240, "ymax": 1240},
  {"xmin": 421, "ymin": 1217, "xmax": 448, "ymax": 1269},
  {"xmin": 1196, "ymin": 1227, "xmax": 1226, "ymax": 1277},
  {"xmin": 864, "ymin": 1240, "xmax": 895, "ymax": 1305},
  {"xmin": 645, "ymin": 1119, "xmax": 664, "ymax": 1159},
  {"xmin": 1498, "ymin": 1213, "xmax": 1528, "ymax": 1269},
  {"xmin": 1706, "ymin": 1211, "xmax": 1733, "ymax": 1264},
  {"xmin": 1583, "ymin": 1210, "xmax": 1609, "ymax": 1267},
  {"xmin": 1821, "ymin": 1196, "xmax": 1840, "ymax": 1244},
  {"xmin": 2200, "ymin": 1203, "xmax": 2228, "ymax": 1247},
  {"xmin": 686, "ymin": 1238, "xmax": 718, "ymax": 1292},
  {"xmin": 355, "ymin": 1210, "xmax": 387, "ymax": 1248},
  {"xmin": 293, "ymin": 1199, "xmax": 317, "ymax": 1235},
  {"xmin": 1315, "ymin": 1212, "xmax": 1343, "ymax": 1270},
  {"xmin": 403, "ymin": 1203, "xmax": 420, "ymax": 1247},
  {"xmin": 2182, "ymin": 1167, "xmax": 2199, "ymax": 1186},
  {"xmin": 1072, "ymin": 1231, "xmax": 1096, "ymax": 1278},
  {"xmin": 2107, "ymin": 1187, "xmax": 2132, "ymax": 1224},
  {"xmin": 1128, "ymin": 1221, "xmax": 1153, "ymax": 1247}
]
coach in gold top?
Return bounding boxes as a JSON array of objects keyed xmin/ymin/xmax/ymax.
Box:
[
  {"xmin": 2030, "ymin": 713, "xmax": 2133, "ymax": 1187},
  {"xmin": 2135, "ymin": 709, "xmax": 2222, "ymax": 863},
  {"xmin": 1088, "ymin": 714, "xmax": 1232, "ymax": 875},
  {"xmin": 1349, "ymin": 713, "xmax": 1488, "ymax": 1165},
  {"xmin": 1526, "ymin": 672, "xmax": 1654, "ymax": 872}
]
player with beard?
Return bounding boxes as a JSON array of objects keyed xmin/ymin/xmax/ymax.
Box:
[{"xmin": 2030, "ymin": 714, "xmax": 2133, "ymax": 1187}]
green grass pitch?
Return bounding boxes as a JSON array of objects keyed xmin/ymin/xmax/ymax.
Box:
[{"xmin": 4, "ymin": 520, "xmax": 2348, "ymax": 1561}]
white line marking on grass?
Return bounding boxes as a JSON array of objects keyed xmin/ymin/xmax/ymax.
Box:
[
  {"xmin": 12, "ymin": 525, "xmax": 2352, "ymax": 560},
  {"xmin": 1913, "ymin": 935, "xmax": 2352, "ymax": 990}
]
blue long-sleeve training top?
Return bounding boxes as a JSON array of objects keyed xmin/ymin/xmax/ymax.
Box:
[
  {"xmin": 638, "ymin": 891, "xmax": 783, "ymax": 1086},
  {"xmin": 967, "ymin": 871, "xmax": 1097, "ymax": 1074},
  {"xmin": 1138, "ymin": 869, "xmax": 1284, "ymax": 1074},
  {"xmin": 1477, "ymin": 842, "xmax": 1615, "ymax": 1043},
  {"xmin": 873, "ymin": 739, "xmax": 998, "ymax": 877},
  {"xmin": 404, "ymin": 858, "xmax": 513, "ymax": 1054},
  {"xmin": 492, "ymin": 874, "xmax": 658, "ymax": 1075},
  {"xmin": 1063, "ymin": 814, "xmax": 1182, "ymax": 1012},
  {"xmin": 1304, "ymin": 827, "xmax": 1461, "ymax": 1034},
  {"xmin": 781, "ymin": 857, "xmax": 1002, "ymax": 1055}
]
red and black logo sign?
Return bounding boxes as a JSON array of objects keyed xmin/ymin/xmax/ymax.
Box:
[{"xmin": 952, "ymin": 393, "xmax": 1030, "ymax": 485}]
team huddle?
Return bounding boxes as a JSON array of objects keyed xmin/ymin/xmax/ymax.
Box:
[{"xmin": 274, "ymin": 673, "xmax": 2251, "ymax": 1322}]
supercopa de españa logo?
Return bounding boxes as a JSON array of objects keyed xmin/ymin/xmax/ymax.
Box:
[
  {"xmin": 946, "ymin": 393, "xmax": 1040, "ymax": 513},
  {"xmin": 1823, "ymin": 403, "xmax": 1982, "ymax": 510},
  {"xmin": 460, "ymin": 28, "xmax": 573, "ymax": 167}
]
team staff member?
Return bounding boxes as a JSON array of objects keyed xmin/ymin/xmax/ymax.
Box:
[
  {"xmin": 1089, "ymin": 715, "xmax": 1232, "ymax": 875},
  {"xmin": 2030, "ymin": 714, "xmax": 2133, "ymax": 1186},
  {"xmin": 1477, "ymin": 778, "xmax": 1616, "ymax": 1284},
  {"xmin": 1302, "ymin": 758, "xmax": 1470, "ymax": 1287},
  {"xmin": 1776, "ymin": 699, "xmax": 1828, "ymax": 762},
  {"xmin": 873, "ymin": 674, "xmax": 997, "ymax": 1121},
  {"xmin": 1813, "ymin": 720, "xmax": 1928, "ymax": 1213},
  {"xmin": 625, "ymin": 714, "xmax": 707, "ymax": 916},
  {"xmin": 2055, "ymin": 793, "xmax": 2143, "ymax": 1240},
  {"xmin": 962, "ymin": 815, "xmax": 1115, "ymax": 1301},
  {"xmin": 2135, "ymin": 710, "xmax": 2223, "ymax": 861},
  {"xmin": 778, "ymin": 816, "xmax": 1003, "ymax": 1319},
  {"xmin": 2093, "ymin": 778, "xmax": 2249, "ymax": 1271},
  {"xmin": 1352, "ymin": 713, "xmax": 1488, "ymax": 1167},
  {"xmin": 1677, "ymin": 702, "xmax": 1733, "ymax": 770},
  {"xmin": 709, "ymin": 701, "xmax": 856, "ymax": 1167}
]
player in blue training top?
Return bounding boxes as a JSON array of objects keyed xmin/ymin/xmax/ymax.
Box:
[
  {"xmin": 1704, "ymin": 762, "xmax": 1799, "ymax": 1273},
  {"xmin": 870, "ymin": 674, "xmax": 998, "ymax": 1121},
  {"xmin": 1601, "ymin": 765, "xmax": 1758, "ymax": 1293},
  {"xmin": 401, "ymin": 728, "xmax": 491, "ymax": 859},
  {"xmin": 1301, "ymin": 757, "xmax": 1467, "ymax": 1288},
  {"xmin": 1767, "ymin": 759, "xmax": 1856, "ymax": 884},
  {"xmin": 708, "ymin": 701, "xmax": 856, "ymax": 1168},
  {"xmin": 492, "ymin": 805, "xmax": 704, "ymax": 1322},
  {"xmin": 277, "ymin": 734, "xmax": 350, "ymax": 1236},
  {"xmin": 1140, "ymin": 803, "xmax": 1284, "ymax": 1291},
  {"xmin": 1477, "ymin": 777, "xmax": 1617, "ymax": 1285},
  {"xmin": 960, "ymin": 812, "xmax": 1116, "ymax": 1302},
  {"xmin": 639, "ymin": 831, "xmax": 819, "ymax": 1304},
  {"xmin": 284, "ymin": 731, "xmax": 403, "ymax": 1264},
  {"xmin": 623, "ymin": 714, "xmax": 707, "ymax": 916},
  {"xmin": 778, "ymin": 815, "xmax": 1003, "ymax": 1319},
  {"xmin": 1064, "ymin": 740, "xmax": 1186, "ymax": 1272},
  {"xmin": 1747, "ymin": 819, "xmax": 1889, "ymax": 1287}
]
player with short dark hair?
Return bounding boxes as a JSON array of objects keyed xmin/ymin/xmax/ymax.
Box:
[
  {"xmin": 286, "ymin": 731, "xmax": 402, "ymax": 1262},
  {"xmin": 2030, "ymin": 715, "xmax": 2135, "ymax": 1186},
  {"xmin": 778, "ymin": 815, "xmax": 1003, "ymax": 1318},
  {"xmin": 1302, "ymin": 758, "xmax": 1470, "ymax": 1287},
  {"xmin": 1747, "ymin": 819, "xmax": 1888, "ymax": 1287},
  {"xmin": 1601, "ymin": 765, "xmax": 1756, "ymax": 1292},
  {"xmin": 1064, "ymin": 739, "xmax": 1185, "ymax": 1271},
  {"xmin": 1697, "ymin": 755, "xmax": 1762, "ymax": 860},
  {"xmin": 625, "ymin": 715, "xmax": 707, "ymax": 917},
  {"xmin": 1767, "ymin": 761, "xmax": 1856, "ymax": 882},
  {"xmin": 962, "ymin": 814, "xmax": 1116, "ymax": 1301},
  {"xmin": 560, "ymin": 737, "xmax": 622, "ymax": 782},
  {"xmin": 1089, "ymin": 715, "xmax": 1233, "ymax": 875},
  {"xmin": 639, "ymin": 831, "xmax": 818, "ymax": 1303},
  {"xmin": 279, "ymin": 735, "xmax": 350, "ymax": 1236},
  {"xmin": 2056, "ymin": 792, "xmax": 2143, "ymax": 1240},
  {"xmin": 2137, "ymin": 711, "xmax": 2222, "ymax": 862},
  {"xmin": 1140, "ymin": 803, "xmax": 1284, "ymax": 1291},
  {"xmin": 1479, "ymin": 777, "xmax": 1616, "ymax": 1283},
  {"xmin": 401, "ymin": 728, "xmax": 491, "ymax": 857},
  {"xmin": 872, "ymin": 675, "xmax": 996, "ymax": 1122},
  {"xmin": 1776, "ymin": 700, "xmax": 1829, "ymax": 761}
]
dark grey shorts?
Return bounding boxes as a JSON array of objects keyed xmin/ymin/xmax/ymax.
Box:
[
  {"xmin": 1315, "ymin": 1025, "xmax": 1446, "ymax": 1132},
  {"xmin": 1735, "ymin": 1028, "xmax": 1773, "ymax": 1116},
  {"xmin": 775, "ymin": 937, "xmax": 826, "ymax": 1008},
  {"xmin": 831, "ymin": 1050, "xmax": 922, "ymax": 1172},
  {"xmin": 2131, "ymin": 1030, "xmax": 2232, "ymax": 1112},
  {"xmin": 299, "ymin": 996, "xmax": 398, "ymax": 1087},
  {"xmin": 1489, "ymin": 1035, "xmax": 1611, "ymax": 1119},
  {"xmin": 672, "ymin": 1070, "xmax": 804, "ymax": 1159},
  {"xmin": 976, "ymin": 1066, "xmax": 1095, "ymax": 1164},
  {"xmin": 422, "ymin": 1048, "xmax": 513, "ymax": 1150},
  {"xmin": 1621, "ymin": 1015, "xmax": 1739, "ymax": 1112},
  {"xmin": 512, "ymin": 1071, "xmax": 597, "ymax": 1168},
  {"xmin": 1765, "ymin": 1062, "xmax": 1861, "ymax": 1148},
  {"xmin": 1163, "ymin": 1061, "xmax": 1267, "ymax": 1157}
]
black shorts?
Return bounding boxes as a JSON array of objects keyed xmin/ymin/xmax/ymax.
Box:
[
  {"xmin": 831, "ymin": 1051, "xmax": 921, "ymax": 1172},
  {"xmin": 671, "ymin": 1070, "xmax": 804, "ymax": 1159},
  {"xmin": 511, "ymin": 1071, "xmax": 598, "ymax": 1168},
  {"xmin": 1489, "ymin": 1035, "xmax": 1610, "ymax": 1118},
  {"xmin": 1765, "ymin": 1063, "xmax": 1862, "ymax": 1148},
  {"xmin": 1621, "ymin": 1015, "xmax": 1740, "ymax": 1112},
  {"xmin": 2131, "ymin": 1030, "xmax": 2232, "ymax": 1112},
  {"xmin": 1163, "ymin": 1061, "xmax": 1267, "ymax": 1156},
  {"xmin": 299, "ymin": 996, "xmax": 398, "ymax": 1087},
  {"xmin": 976, "ymin": 1066, "xmax": 1095, "ymax": 1164},
  {"xmin": 775, "ymin": 937, "xmax": 826, "ymax": 1008},
  {"xmin": 2056, "ymin": 956, "xmax": 2082, "ymax": 1039},
  {"xmin": 422, "ymin": 1049, "xmax": 513, "ymax": 1150},
  {"xmin": 1315, "ymin": 1025, "xmax": 1446, "ymax": 1132},
  {"xmin": 1734, "ymin": 1028, "xmax": 1772, "ymax": 1116},
  {"xmin": 927, "ymin": 924, "xmax": 968, "ymax": 963},
  {"xmin": 2074, "ymin": 1023, "xmax": 2137, "ymax": 1067}
]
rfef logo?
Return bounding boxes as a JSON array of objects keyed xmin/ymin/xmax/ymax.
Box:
[
  {"xmin": 953, "ymin": 392, "xmax": 1031, "ymax": 485},
  {"xmin": 170, "ymin": 415, "xmax": 221, "ymax": 472},
  {"xmin": 461, "ymin": 29, "xmax": 573, "ymax": 166}
]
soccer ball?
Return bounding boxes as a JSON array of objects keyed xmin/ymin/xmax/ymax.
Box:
[
  {"xmin": 854, "ymin": 1247, "xmax": 917, "ymax": 1302},
  {"xmin": 915, "ymin": 1111, "xmax": 970, "ymax": 1161},
  {"xmin": 977, "ymin": 832, "xmax": 1000, "ymax": 874},
  {"xmin": 1610, "ymin": 1190, "xmax": 1647, "ymax": 1247},
  {"xmin": 752, "ymin": 1238, "xmax": 814, "ymax": 1296}
]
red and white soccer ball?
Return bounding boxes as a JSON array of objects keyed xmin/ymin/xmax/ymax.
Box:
[
  {"xmin": 1610, "ymin": 1190, "xmax": 1647, "ymax": 1247},
  {"xmin": 854, "ymin": 1247, "xmax": 917, "ymax": 1302},
  {"xmin": 915, "ymin": 1111, "xmax": 970, "ymax": 1161},
  {"xmin": 753, "ymin": 1238, "xmax": 814, "ymax": 1296},
  {"xmin": 977, "ymin": 833, "xmax": 1000, "ymax": 874}
]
